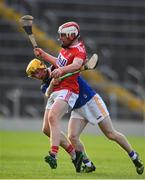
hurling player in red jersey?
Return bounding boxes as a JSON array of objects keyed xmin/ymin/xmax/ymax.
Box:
[{"xmin": 34, "ymin": 22, "xmax": 86, "ymax": 169}]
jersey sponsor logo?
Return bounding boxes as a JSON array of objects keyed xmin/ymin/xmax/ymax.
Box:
[{"xmin": 57, "ymin": 53, "xmax": 68, "ymax": 67}]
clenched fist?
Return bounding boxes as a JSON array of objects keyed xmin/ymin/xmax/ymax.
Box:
[
  {"xmin": 51, "ymin": 68, "xmax": 64, "ymax": 78},
  {"xmin": 34, "ymin": 48, "xmax": 46, "ymax": 59}
]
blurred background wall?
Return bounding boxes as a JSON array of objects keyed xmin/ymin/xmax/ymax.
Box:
[{"xmin": 0, "ymin": 0, "xmax": 145, "ymax": 123}]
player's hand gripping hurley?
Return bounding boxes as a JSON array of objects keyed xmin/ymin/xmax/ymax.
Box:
[{"xmin": 45, "ymin": 53, "xmax": 99, "ymax": 97}]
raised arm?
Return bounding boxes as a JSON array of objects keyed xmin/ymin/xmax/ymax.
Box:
[{"xmin": 33, "ymin": 48, "xmax": 58, "ymax": 68}]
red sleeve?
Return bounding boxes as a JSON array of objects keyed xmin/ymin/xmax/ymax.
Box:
[{"xmin": 75, "ymin": 51, "xmax": 86, "ymax": 61}]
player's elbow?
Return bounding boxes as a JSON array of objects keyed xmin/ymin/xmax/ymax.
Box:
[
  {"xmin": 75, "ymin": 63, "xmax": 82, "ymax": 70},
  {"xmin": 73, "ymin": 59, "xmax": 84, "ymax": 70}
]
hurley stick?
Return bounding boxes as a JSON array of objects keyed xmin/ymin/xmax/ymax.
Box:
[{"xmin": 20, "ymin": 15, "xmax": 38, "ymax": 48}]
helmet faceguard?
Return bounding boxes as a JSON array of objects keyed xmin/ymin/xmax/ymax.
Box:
[
  {"xmin": 58, "ymin": 21, "xmax": 80, "ymax": 38},
  {"xmin": 58, "ymin": 22, "xmax": 80, "ymax": 47},
  {"xmin": 26, "ymin": 58, "xmax": 47, "ymax": 79}
]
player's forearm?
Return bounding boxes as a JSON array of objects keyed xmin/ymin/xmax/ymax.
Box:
[
  {"xmin": 34, "ymin": 48, "xmax": 58, "ymax": 67},
  {"xmin": 60, "ymin": 58, "xmax": 83, "ymax": 74},
  {"xmin": 60, "ymin": 63, "xmax": 81, "ymax": 74},
  {"xmin": 51, "ymin": 58, "xmax": 84, "ymax": 78},
  {"xmin": 42, "ymin": 53, "xmax": 57, "ymax": 67}
]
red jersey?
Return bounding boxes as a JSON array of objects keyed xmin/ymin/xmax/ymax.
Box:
[{"xmin": 53, "ymin": 41, "xmax": 86, "ymax": 94}]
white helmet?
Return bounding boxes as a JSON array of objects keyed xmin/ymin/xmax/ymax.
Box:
[{"xmin": 58, "ymin": 21, "xmax": 80, "ymax": 38}]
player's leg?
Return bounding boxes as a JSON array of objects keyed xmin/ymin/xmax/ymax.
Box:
[
  {"xmin": 85, "ymin": 94, "xmax": 144, "ymax": 174},
  {"xmin": 98, "ymin": 116, "xmax": 144, "ymax": 174},
  {"xmin": 67, "ymin": 117, "xmax": 85, "ymax": 172},
  {"xmin": 43, "ymin": 90, "xmax": 78, "ymax": 169},
  {"xmin": 44, "ymin": 99, "xmax": 68, "ymax": 168},
  {"xmin": 98, "ymin": 116, "xmax": 133, "ymax": 152},
  {"xmin": 47, "ymin": 89, "xmax": 78, "ymax": 158},
  {"xmin": 42, "ymin": 109, "xmax": 74, "ymax": 152},
  {"xmin": 68, "ymin": 117, "xmax": 87, "ymax": 151},
  {"xmin": 68, "ymin": 117, "xmax": 96, "ymax": 173},
  {"xmin": 42, "ymin": 109, "xmax": 57, "ymax": 169},
  {"xmin": 48, "ymin": 98, "xmax": 68, "ymax": 151},
  {"xmin": 42, "ymin": 107, "xmax": 76, "ymax": 169},
  {"xmin": 42, "ymin": 109, "xmax": 50, "ymax": 137}
]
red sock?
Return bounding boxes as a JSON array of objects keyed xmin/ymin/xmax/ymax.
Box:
[
  {"xmin": 51, "ymin": 145, "xmax": 59, "ymax": 155},
  {"xmin": 65, "ymin": 144, "xmax": 76, "ymax": 159},
  {"xmin": 66, "ymin": 144, "xmax": 74, "ymax": 153}
]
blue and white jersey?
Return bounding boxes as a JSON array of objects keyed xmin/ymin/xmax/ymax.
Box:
[
  {"xmin": 73, "ymin": 76, "xmax": 96, "ymax": 109},
  {"xmin": 41, "ymin": 78, "xmax": 52, "ymax": 94},
  {"xmin": 41, "ymin": 76, "xmax": 96, "ymax": 109}
]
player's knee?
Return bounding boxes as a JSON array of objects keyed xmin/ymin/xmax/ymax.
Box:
[
  {"xmin": 48, "ymin": 114, "xmax": 57, "ymax": 125},
  {"xmin": 106, "ymin": 131, "xmax": 116, "ymax": 141}
]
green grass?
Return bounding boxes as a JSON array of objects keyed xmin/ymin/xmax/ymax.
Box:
[{"xmin": 0, "ymin": 131, "xmax": 145, "ymax": 179}]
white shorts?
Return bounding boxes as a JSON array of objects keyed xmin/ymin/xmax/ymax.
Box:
[
  {"xmin": 45, "ymin": 89, "xmax": 79, "ymax": 111},
  {"xmin": 70, "ymin": 94, "xmax": 109, "ymax": 125}
]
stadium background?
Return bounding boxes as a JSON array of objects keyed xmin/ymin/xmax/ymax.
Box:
[
  {"xmin": 0, "ymin": 0, "xmax": 145, "ymax": 131},
  {"xmin": 0, "ymin": 0, "xmax": 145, "ymax": 179}
]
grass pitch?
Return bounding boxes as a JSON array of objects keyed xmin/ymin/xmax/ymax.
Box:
[{"xmin": 0, "ymin": 131, "xmax": 145, "ymax": 179}]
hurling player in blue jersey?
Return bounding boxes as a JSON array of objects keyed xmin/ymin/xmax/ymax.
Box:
[
  {"xmin": 68, "ymin": 76, "xmax": 144, "ymax": 175},
  {"xmin": 26, "ymin": 59, "xmax": 144, "ymax": 175}
]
